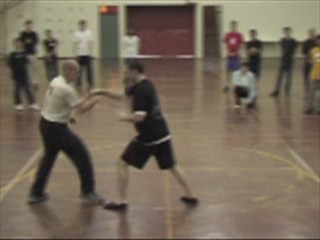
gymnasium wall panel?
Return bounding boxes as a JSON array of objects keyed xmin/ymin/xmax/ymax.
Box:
[{"xmin": 127, "ymin": 6, "xmax": 195, "ymax": 56}]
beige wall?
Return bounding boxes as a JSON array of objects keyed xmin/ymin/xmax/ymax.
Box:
[{"xmin": 3, "ymin": 0, "xmax": 319, "ymax": 58}]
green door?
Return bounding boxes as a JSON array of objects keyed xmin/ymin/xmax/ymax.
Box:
[{"xmin": 100, "ymin": 13, "xmax": 119, "ymax": 58}]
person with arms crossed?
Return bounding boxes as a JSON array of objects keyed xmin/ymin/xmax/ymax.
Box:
[
  {"xmin": 92, "ymin": 62, "xmax": 199, "ymax": 211},
  {"xmin": 73, "ymin": 20, "xmax": 95, "ymax": 90},
  {"xmin": 20, "ymin": 20, "xmax": 40, "ymax": 89},
  {"xmin": 43, "ymin": 29, "xmax": 59, "ymax": 82},
  {"xmin": 28, "ymin": 60, "xmax": 103, "ymax": 205},
  {"xmin": 246, "ymin": 29, "xmax": 263, "ymax": 80},
  {"xmin": 270, "ymin": 27, "xmax": 298, "ymax": 97},
  {"xmin": 223, "ymin": 21, "xmax": 244, "ymax": 93},
  {"xmin": 123, "ymin": 28, "xmax": 141, "ymax": 66}
]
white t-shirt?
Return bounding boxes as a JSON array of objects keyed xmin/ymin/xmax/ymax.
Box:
[
  {"xmin": 41, "ymin": 76, "xmax": 82, "ymax": 124},
  {"xmin": 123, "ymin": 35, "xmax": 140, "ymax": 58},
  {"xmin": 73, "ymin": 29, "xmax": 94, "ymax": 56}
]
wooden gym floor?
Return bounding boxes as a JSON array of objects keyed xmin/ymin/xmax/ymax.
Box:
[{"xmin": 0, "ymin": 58, "xmax": 319, "ymax": 239}]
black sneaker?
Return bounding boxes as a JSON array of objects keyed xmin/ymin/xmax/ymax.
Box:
[
  {"xmin": 103, "ymin": 202, "xmax": 128, "ymax": 211},
  {"xmin": 223, "ymin": 86, "xmax": 230, "ymax": 93},
  {"xmin": 270, "ymin": 91, "xmax": 279, "ymax": 97},
  {"xmin": 180, "ymin": 196, "xmax": 199, "ymax": 205},
  {"xmin": 28, "ymin": 193, "xmax": 49, "ymax": 204},
  {"xmin": 304, "ymin": 109, "xmax": 313, "ymax": 115},
  {"xmin": 80, "ymin": 192, "xmax": 103, "ymax": 205}
]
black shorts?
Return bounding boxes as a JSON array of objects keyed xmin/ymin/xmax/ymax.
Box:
[{"xmin": 121, "ymin": 139, "xmax": 176, "ymax": 170}]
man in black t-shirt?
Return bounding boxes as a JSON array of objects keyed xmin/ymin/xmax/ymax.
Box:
[
  {"xmin": 92, "ymin": 62, "xmax": 198, "ymax": 211},
  {"xmin": 302, "ymin": 28, "xmax": 316, "ymax": 98},
  {"xmin": 270, "ymin": 27, "xmax": 298, "ymax": 97},
  {"xmin": 20, "ymin": 20, "xmax": 40, "ymax": 88},
  {"xmin": 43, "ymin": 29, "xmax": 59, "ymax": 81},
  {"xmin": 246, "ymin": 29, "xmax": 263, "ymax": 79}
]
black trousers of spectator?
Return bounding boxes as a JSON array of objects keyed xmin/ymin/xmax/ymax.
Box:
[
  {"xmin": 30, "ymin": 118, "xmax": 95, "ymax": 196},
  {"xmin": 14, "ymin": 75, "xmax": 35, "ymax": 105},
  {"xmin": 249, "ymin": 61, "xmax": 261, "ymax": 79},
  {"xmin": 77, "ymin": 56, "xmax": 94, "ymax": 89},
  {"xmin": 44, "ymin": 56, "xmax": 59, "ymax": 82},
  {"xmin": 303, "ymin": 62, "xmax": 312, "ymax": 97},
  {"xmin": 274, "ymin": 63, "xmax": 294, "ymax": 95},
  {"xmin": 234, "ymin": 86, "xmax": 249, "ymax": 105},
  {"xmin": 234, "ymin": 86, "xmax": 256, "ymax": 108}
]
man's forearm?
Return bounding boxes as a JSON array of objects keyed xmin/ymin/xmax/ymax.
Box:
[
  {"xmin": 91, "ymin": 89, "xmax": 124, "ymax": 101},
  {"xmin": 119, "ymin": 112, "xmax": 145, "ymax": 123}
]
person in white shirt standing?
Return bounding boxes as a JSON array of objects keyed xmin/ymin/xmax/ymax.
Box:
[
  {"xmin": 123, "ymin": 28, "xmax": 140, "ymax": 66},
  {"xmin": 73, "ymin": 20, "xmax": 95, "ymax": 90},
  {"xmin": 28, "ymin": 60, "xmax": 103, "ymax": 205},
  {"xmin": 232, "ymin": 62, "xmax": 258, "ymax": 110}
]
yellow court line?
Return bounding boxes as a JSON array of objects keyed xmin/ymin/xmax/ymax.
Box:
[
  {"xmin": 237, "ymin": 147, "xmax": 319, "ymax": 184},
  {"xmin": 0, "ymin": 148, "xmax": 42, "ymax": 202},
  {"xmin": 281, "ymin": 140, "xmax": 320, "ymax": 183},
  {"xmin": 164, "ymin": 172, "xmax": 174, "ymax": 239}
]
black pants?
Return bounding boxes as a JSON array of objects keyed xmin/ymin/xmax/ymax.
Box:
[
  {"xmin": 30, "ymin": 118, "xmax": 95, "ymax": 196},
  {"xmin": 234, "ymin": 86, "xmax": 249, "ymax": 105},
  {"xmin": 274, "ymin": 63, "xmax": 294, "ymax": 94},
  {"xmin": 14, "ymin": 75, "xmax": 35, "ymax": 105},
  {"xmin": 249, "ymin": 63, "xmax": 261, "ymax": 79},
  {"xmin": 303, "ymin": 62, "xmax": 312, "ymax": 97},
  {"xmin": 44, "ymin": 57, "xmax": 59, "ymax": 82},
  {"xmin": 77, "ymin": 56, "xmax": 94, "ymax": 89}
]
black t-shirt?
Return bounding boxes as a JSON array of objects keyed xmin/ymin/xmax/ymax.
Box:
[
  {"xmin": 246, "ymin": 39, "xmax": 263, "ymax": 65},
  {"xmin": 128, "ymin": 79, "xmax": 170, "ymax": 143},
  {"xmin": 280, "ymin": 37, "xmax": 298, "ymax": 64},
  {"xmin": 8, "ymin": 51, "xmax": 29, "ymax": 80},
  {"xmin": 302, "ymin": 38, "xmax": 316, "ymax": 61},
  {"xmin": 20, "ymin": 31, "xmax": 39, "ymax": 55},
  {"xmin": 43, "ymin": 38, "xmax": 59, "ymax": 54}
]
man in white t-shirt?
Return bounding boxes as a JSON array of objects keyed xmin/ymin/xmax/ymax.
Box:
[
  {"xmin": 73, "ymin": 20, "xmax": 95, "ymax": 90},
  {"xmin": 123, "ymin": 28, "xmax": 140, "ymax": 65},
  {"xmin": 28, "ymin": 60, "xmax": 103, "ymax": 205}
]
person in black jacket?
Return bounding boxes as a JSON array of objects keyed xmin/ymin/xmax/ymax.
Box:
[
  {"xmin": 43, "ymin": 29, "xmax": 59, "ymax": 81},
  {"xmin": 20, "ymin": 20, "xmax": 40, "ymax": 89},
  {"xmin": 91, "ymin": 62, "xmax": 198, "ymax": 211},
  {"xmin": 8, "ymin": 38, "xmax": 39, "ymax": 111},
  {"xmin": 302, "ymin": 28, "xmax": 316, "ymax": 98},
  {"xmin": 270, "ymin": 27, "xmax": 298, "ymax": 97},
  {"xmin": 246, "ymin": 29, "xmax": 263, "ymax": 79}
]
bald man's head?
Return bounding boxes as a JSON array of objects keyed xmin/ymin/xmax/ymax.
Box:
[{"xmin": 62, "ymin": 60, "xmax": 80, "ymax": 83}]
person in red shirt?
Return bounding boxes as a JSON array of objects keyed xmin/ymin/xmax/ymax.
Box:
[{"xmin": 223, "ymin": 21, "xmax": 244, "ymax": 92}]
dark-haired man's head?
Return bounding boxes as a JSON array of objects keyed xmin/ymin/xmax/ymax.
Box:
[
  {"xmin": 127, "ymin": 27, "xmax": 136, "ymax": 36},
  {"xmin": 127, "ymin": 62, "xmax": 144, "ymax": 80},
  {"xmin": 45, "ymin": 29, "xmax": 53, "ymax": 38},
  {"xmin": 230, "ymin": 21, "xmax": 238, "ymax": 32},
  {"xmin": 24, "ymin": 20, "xmax": 33, "ymax": 31},
  {"xmin": 240, "ymin": 62, "xmax": 249, "ymax": 73},
  {"xmin": 78, "ymin": 20, "xmax": 87, "ymax": 31},
  {"xmin": 283, "ymin": 27, "xmax": 292, "ymax": 38},
  {"xmin": 308, "ymin": 28, "xmax": 316, "ymax": 39},
  {"xmin": 123, "ymin": 62, "xmax": 145, "ymax": 95},
  {"xmin": 249, "ymin": 29, "xmax": 257, "ymax": 40}
]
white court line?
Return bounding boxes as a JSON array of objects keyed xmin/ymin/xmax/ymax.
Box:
[
  {"xmin": 0, "ymin": 148, "xmax": 42, "ymax": 202},
  {"xmin": 282, "ymin": 140, "xmax": 320, "ymax": 183}
]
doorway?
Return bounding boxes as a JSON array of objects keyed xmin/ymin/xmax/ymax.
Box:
[{"xmin": 203, "ymin": 6, "xmax": 222, "ymax": 59}]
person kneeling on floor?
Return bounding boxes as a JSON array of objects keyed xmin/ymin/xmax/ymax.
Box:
[{"xmin": 233, "ymin": 62, "xmax": 258, "ymax": 109}]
